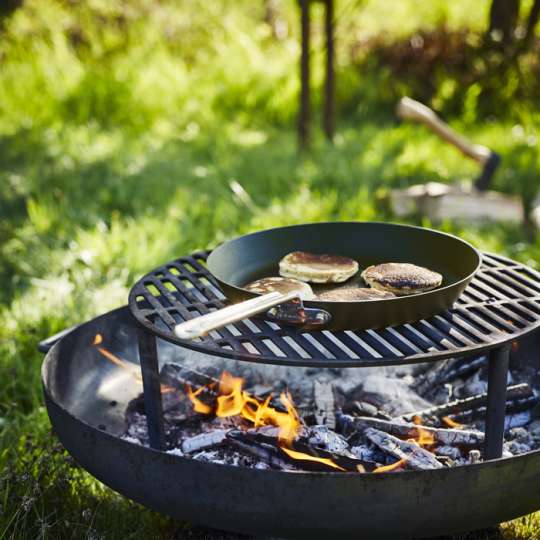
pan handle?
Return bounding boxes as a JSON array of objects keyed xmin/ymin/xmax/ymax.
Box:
[
  {"xmin": 396, "ymin": 97, "xmax": 491, "ymax": 165},
  {"xmin": 174, "ymin": 290, "xmax": 301, "ymax": 340}
]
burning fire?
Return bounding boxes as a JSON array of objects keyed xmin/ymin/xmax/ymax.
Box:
[
  {"xmin": 441, "ymin": 416, "xmax": 463, "ymax": 429},
  {"xmin": 92, "ymin": 334, "xmax": 142, "ymax": 380},
  {"xmin": 91, "ymin": 335, "xmax": 444, "ymax": 473},
  {"xmin": 186, "ymin": 371, "xmax": 348, "ymax": 469},
  {"xmin": 187, "ymin": 372, "xmax": 301, "ymax": 443},
  {"xmin": 373, "ymin": 457, "xmax": 407, "ymax": 473},
  {"xmin": 92, "ymin": 334, "xmax": 175, "ymax": 393},
  {"xmin": 280, "ymin": 446, "xmax": 346, "ymax": 471},
  {"xmin": 411, "ymin": 415, "xmax": 435, "ymax": 448}
]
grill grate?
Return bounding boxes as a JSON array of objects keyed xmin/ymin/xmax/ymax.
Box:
[{"xmin": 128, "ymin": 252, "xmax": 540, "ymax": 367}]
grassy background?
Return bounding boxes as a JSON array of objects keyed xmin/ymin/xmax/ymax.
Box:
[{"xmin": 0, "ymin": 0, "xmax": 539, "ymax": 538}]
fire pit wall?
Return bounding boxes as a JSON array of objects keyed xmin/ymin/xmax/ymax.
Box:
[{"xmin": 42, "ymin": 307, "xmax": 540, "ymax": 539}]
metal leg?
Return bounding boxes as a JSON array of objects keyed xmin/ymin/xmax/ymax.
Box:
[
  {"xmin": 137, "ymin": 325, "xmax": 165, "ymax": 450},
  {"xmin": 484, "ymin": 344, "xmax": 511, "ymax": 460}
]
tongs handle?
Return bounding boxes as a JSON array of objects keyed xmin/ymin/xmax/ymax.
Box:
[{"xmin": 174, "ymin": 290, "xmax": 300, "ymax": 340}]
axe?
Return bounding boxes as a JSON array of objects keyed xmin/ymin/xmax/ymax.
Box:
[{"xmin": 396, "ymin": 97, "xmax": 501, "ymax": 191}]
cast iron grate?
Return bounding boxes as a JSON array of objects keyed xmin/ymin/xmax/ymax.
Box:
[{"xmin": 129, "ymin": 252, "xmax": 540, "ymax": 367}]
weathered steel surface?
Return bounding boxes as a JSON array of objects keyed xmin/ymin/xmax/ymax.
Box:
[{"xmin": 41, "ymin": 308, "xmax": 540, "ymax": 539}]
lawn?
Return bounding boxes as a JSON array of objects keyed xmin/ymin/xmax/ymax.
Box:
[{"xmin": 1, "ymin": 1, "xmax": 539, "ymax": 538}]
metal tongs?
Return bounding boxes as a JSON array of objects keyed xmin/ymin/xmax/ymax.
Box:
[{"xmin": 174, "ymin": 289, "xmax": 330, "ymax": 340}]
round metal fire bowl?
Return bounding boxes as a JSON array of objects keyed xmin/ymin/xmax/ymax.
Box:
[{"xmin": 41, "ymin": 307, "xmax": 540, "ymax": 540}]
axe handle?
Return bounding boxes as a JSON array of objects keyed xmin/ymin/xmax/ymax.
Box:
[{"xmin": 397, "ymin": 97, "xmax": 491, "ymax": 165}]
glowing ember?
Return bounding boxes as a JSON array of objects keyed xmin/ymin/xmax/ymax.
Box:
[
  {"xmin": 373, "ymin": 458, "xmax": 407, "ymax": 473},
  {"xmin": 280, "ymin": 446, "xmax": 346, "ymax": 471},
  {"xmin": 415, "ymin": 426, "xmax": 435, "ymax": 448},
  {"xmin": 441, "ymin": 416, "xmax": 463, "ymax": 429},
  {"xmin": 410, "ymin": 415, "xmax": 435, "ymax": 448}
]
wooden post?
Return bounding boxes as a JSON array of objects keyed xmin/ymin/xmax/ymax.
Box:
[
  {"xmin": 298, "ymin": 0, "xmax": 311, "ymax": 151},
  {"xmin": 323, "ymin": 0, "xmax": 335, "ymax": 142}
]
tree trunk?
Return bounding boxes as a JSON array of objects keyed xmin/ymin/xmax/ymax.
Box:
[
  {"xmin": 488, "ymin": 0, "xmax": 520, "ymax": 48},
  {"xmin": 523, "ymin": 0, "xmax": 540, "ymax": 47}
]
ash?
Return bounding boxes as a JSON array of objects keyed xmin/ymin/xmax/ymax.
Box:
[{"xmin": 123, "ymin": 343, "xmax": 540, "ymax": 473}]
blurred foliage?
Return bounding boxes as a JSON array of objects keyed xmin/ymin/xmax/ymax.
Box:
[{"xmin": 0, "ymin": 0, "xmax": 539, "ymax": 538}]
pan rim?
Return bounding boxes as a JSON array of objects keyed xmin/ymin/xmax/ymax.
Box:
[{"xmin": 207, "ymin": 220, "xmax": 483, "ymax": 306}]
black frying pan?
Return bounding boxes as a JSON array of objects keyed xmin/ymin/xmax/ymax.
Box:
[{"xmin": 174, "ymin": 222, "xmax": 481, "ymax": 337}]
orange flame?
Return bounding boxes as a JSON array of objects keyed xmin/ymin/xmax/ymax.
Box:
[
  {"xmin": 216, "ymin": 372, "xmax": 246, "ymax": 417},
  {"xmin": 187, "ymin": 371, "xmax": 301, "ymax": 444},
  {"xmin": 92, "ymin": 334, "xmax": 177, "ymax": 393},
  {"xmin": 409, "ymin": 415, "xmax": 435, "ymax": 448},
  {"xmin": 186, "ymin": 385, "xmax": 213, "ymax": 414},
  {"xmin": 373, "ymin": 457, "xmax": 407, "ymax": 473},
  {"xmin": 280, "ymin": 446, "xmax": 346, "ymax": 471},
  {"xmin": 441, "ymin": 416, "xmax": 463, "ymax": 429},
  {"xmin": 93, "ymin": 342, "xmax": 142, "ymax": 381},
  {"xmin": 415, "ymin": 426, "xmax": 435, "ymax": 447}
]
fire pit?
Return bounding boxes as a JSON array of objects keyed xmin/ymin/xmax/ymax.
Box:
[{"xmin": 40, "ymin": 249, "xmax": 540, "ymax": 539}]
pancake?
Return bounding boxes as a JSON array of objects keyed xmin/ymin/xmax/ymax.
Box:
[
  {"xmin": 317, "ymin": 287, "xmax": 395, "ymax": 302},
  {"xmin": 244, "ymin": 276, "xmax": 315, "ymax": 300},
  {"xmin": 279, "ymin": 251, "xmax": 359, "ymax": 284},
  {"xmin": 361, "ymin": 263, "xmax": 442, "ymax": 296}
]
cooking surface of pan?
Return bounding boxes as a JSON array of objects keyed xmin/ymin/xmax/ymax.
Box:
[{"xmin": 207, "ymin": 221, "xmax": 481, "ymax": 330}]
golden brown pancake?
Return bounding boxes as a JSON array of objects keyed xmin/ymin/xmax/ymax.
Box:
[
  {"xmin": 279, "ymin": 251, "xmax": 359, "ymax": 283},
  {"xmin": 361, "ymin": 263, "xmax": 442, "ymax": 296},
  {"xmin": 244, "ymin": 276, "xmax": 315, "ymax": 300},
  {"xmin": 316, "ymin": 287, "xmax": 395, "ymax": 302}
]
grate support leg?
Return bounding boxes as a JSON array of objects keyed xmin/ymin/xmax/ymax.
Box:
[
  {"xmin": 484, "ymin": 344, "xmax": 511, "ymax": 460},
  {"xmin": 137, "ymin": 325, "xmax": 165, "ymax": 450}
]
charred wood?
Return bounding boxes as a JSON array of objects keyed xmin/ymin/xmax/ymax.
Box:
[
  {"xmin": 415, "ymin": 356, "xmax": 488, "ymax": 397},
  {"xmin": 226, "ymin": 431, "xmax": 376, "ymax": 472},
  {"xmin": 226, "ymin": 431, "xmax": 293, "ymax": 470},
  {"xmin": 313, "ymin": 380, "xmax": 336, "ymax": 429},
  {"xmin": 436, "ymin": 355, "xmax": 488, "ymax": 383},
  {"xmin": 307, "ymin": 425, "xmax": 350, "ymax": 454},
  {"xmin": 453, "ymin": 404, "xmax": 537, "ymax": 427},
  {"xmin": 339, "ymin": 415, "xmax": 484, "ymax": 448},
  {"xmin": 160, "ymin": 363, "xmax": 220, "ymax": 390},
  {"xmin": 181, "ymin": 429, "xmax": 229, "ymax": 454},
  {"xmin": 365, "ymin": 428, "xmax": 444, "ymax": 470},
  {"xmin": 399, "ymin": 383, "xmax": 536, "ymax": 424},
  {"xmin": 414, "ymin": 359, "xmax": 454, "ymax": 396},
  {"xmin": 341, "ymin": 400, "xmax": 392, "ymax": 420}
]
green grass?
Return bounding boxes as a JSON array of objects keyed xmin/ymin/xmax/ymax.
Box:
[{"xmin": 1, "ymin": 1, "xmax": 540, "ymax": 538}]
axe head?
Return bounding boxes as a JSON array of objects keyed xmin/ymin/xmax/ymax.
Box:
[{"xmin": 474, "ymin": 151, "xmax": 501, "ymax": 192}]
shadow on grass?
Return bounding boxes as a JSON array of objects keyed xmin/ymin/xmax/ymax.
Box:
[{"xmin": 0, "ymin": 120, "xmax": 418, "ymax": 305}]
